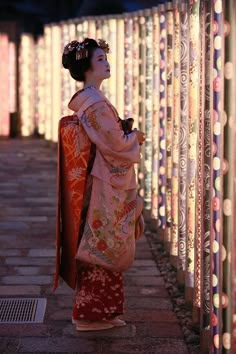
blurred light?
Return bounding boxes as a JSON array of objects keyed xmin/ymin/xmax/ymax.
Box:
[
  {"xmin": 0, "ymin": 34, "xmax": 10, "ymax": 136},
  {"xmin": 9, "ymin": 42, "xmax": 16, "ymax": 114},
  {"xmin": 19, "ymin": 34, "xmax": 35, "ymax": 136}
]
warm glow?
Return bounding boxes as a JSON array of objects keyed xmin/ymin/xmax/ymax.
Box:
[
  {"xmin": 0, "ymin": 34, "xmax": 9, "ymax": 136},
  {"xmin": 19, "ymin": 34, "xmax": 35, "ymax": 136},
  {"xmin": 51, "ymin": 24, "xmax": 62, "ymax": 142}
]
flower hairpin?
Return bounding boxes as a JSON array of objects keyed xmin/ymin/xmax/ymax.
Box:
[
  {"xmin": 97, "ymin": 39, "xmax": 110, "ymax": 54},
  {"xmin": 63, "ymin": 39, "xmax": 110, "ymax": 60},
  {"xmin": 63, "ymin": 40, "xmax": 79, "ymax": 55}
]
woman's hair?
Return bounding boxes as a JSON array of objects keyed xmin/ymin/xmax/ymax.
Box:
[{"xmin": 62, "ymin": 38, "xmax": 100, "ymax": 82}]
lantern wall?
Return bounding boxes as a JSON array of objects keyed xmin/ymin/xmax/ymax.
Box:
[{"xmin": 14, "ymin": 1, "xmax": 236, "ymax": 352}]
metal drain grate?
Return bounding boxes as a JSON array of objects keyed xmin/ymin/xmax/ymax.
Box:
[{"xmin": 0, "ymin": 298, "xmax": 47, "ymax": 324}]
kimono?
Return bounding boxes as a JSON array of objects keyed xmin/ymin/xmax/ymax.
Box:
[{"xmin": 54, "ymin": 87, "xmax": 143, "ymax": 322}]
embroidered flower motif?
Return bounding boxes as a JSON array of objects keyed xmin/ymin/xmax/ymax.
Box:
[
  {"xmin": 92, "ymin": 219, "xmax": 103, "ymax": 229},
  {"xmin": 97, "ymin": 240, "xmax": 108, "ymax": 251},
  {"xmin": 107, "ymin": 238, "xmax": 115, "ymax": 248},
  {"xmin": 86, "ymin": 111, "xmax": 101, "ymax": 131},
  {"xmin": 68, "ymin": 167, "xmax": 85, "ymax": 181}
]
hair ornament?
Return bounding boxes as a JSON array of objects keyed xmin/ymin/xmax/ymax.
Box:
[
  {"xmin": 63, "ymin": 40, "xmax": 79, "ymax": 54},
  {"xmin": 63, "ymin": 38, "xmax": 110, "ymax": 61},
  {"xmin": 97, "ymin": 39, "xmax": 110, "ymax": 53}
]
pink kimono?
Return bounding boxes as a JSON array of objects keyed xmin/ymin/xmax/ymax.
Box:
[{"xmin": 62, "ymin": 87, "xmax": 142, "ymax": 321}]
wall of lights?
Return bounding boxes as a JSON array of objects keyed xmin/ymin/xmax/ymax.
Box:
[
  {"xmin": 18, "ymin": 34, "xmax": 35, "ymax": 136},
  {"xmin": 0, "ymin": 34, "xmax": 10, "ymax": 136},
  {"xmin": 0, "ymin": 0, "xmax": 235, "ymax": 352}
]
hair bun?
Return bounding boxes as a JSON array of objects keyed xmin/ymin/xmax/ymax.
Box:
[{"xmin": 62, "ymin": 53, "xmax": 69, "ymax": 69}]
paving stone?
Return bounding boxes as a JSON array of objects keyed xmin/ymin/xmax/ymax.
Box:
[
  {"xmin": 124, "ymin": 275, "xmax": 164, "ymax": 287},
  {"xmin": 126, "ymin": 267, "xmax": 161, "ymax": 276},
  {"xmin": 29, "ymin": 207, "xmax": 56, "ymax": 216},
  {"xmin": 134, "ymin": 322, "xmax": 183, "ymax": 338},
  {"xmin": 0, "ymin": 338, "xmax": 21, "ymax": 354},
  {"xmin": 5, "ymin": 257, "xmax": 55, "ymax": 266},
  {"xmin": 24, "ymin": 197, "xmax": 56, "ymax": 204},
  {"xmin": 132, "ymin": 259, "xmax": 157, "ymax": 267},
  {"xmin": 0, "ymin": 216, "xmax": 48, "ymax": 222},
  {"xmin": 56, "ymin": 296, "xmax": 74, "ymax": 308},
  {"xmin": 0, "ymin": 249, "xmax": 23, "ymax": 256},
  {"xmin": 124, "ymin": 285, "xmax": 168, "ymax": 297},
  {"xmin": 93, "ymin": 338, "xmax": 189, "ymax": 354},
  {"xmin": 13, "ymin": 266, "xmax": 55, "ymax": 276},
  {"xmin": 0, "ymin": 207, "xmax": 31, "ymax": 216},
  {"xmin": 0, "ymin": 285, "xmax": 41, "ymax": 296},
  {"xmin": 134, "ymin": 249, "xmax": 154, "ymax": 259},
  {"xmin": 0, "ymin": 222, "xmax": 29, "ymax": 230},
  {"xmin": 44, "ymin": 282, "xmax": 74, "ymax": 295},
  {"xmin": 28, "ymin": 249, "xmax": 55, "ymax": 257},
  {"xmin": 126, "ymin": 296, "xmax": 173, "ymax": 310},
  {"xmin": 1, "ymin": 275, "xmax": 53, "ymax": 285},
  {"xmin": 123, "ymin": 309, "xmax": 178, "ymax": 323},
  {"xmin": 1, "ymin": 337, "xmax": 96, "ymax": 353},
  {"xmin": 47, "ymin": 308, "xmax": 72, "ymax": 321}
]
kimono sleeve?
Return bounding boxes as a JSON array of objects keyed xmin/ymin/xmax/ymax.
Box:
[{"xmin": 79, "ymin": 101, "xmax": 141, "ymax": 165}]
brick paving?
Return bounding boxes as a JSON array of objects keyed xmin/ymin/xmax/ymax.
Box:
[{"xmin": 0, "ymin": 138, "xmax": 189, "ymax": 354}]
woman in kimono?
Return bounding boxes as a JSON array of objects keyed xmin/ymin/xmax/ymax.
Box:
[{"xmin": 54, "ymin": 38, "xmax": 145, "ymax": 331}]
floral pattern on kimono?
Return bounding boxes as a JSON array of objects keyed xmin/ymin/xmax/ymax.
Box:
[
  {"xmin": 72, "ymin": 264, "xmax": 124, "ymax": 321},
  {"xmin": 66, "ymin": 87, "xmax": 142, "ymax": 321}
]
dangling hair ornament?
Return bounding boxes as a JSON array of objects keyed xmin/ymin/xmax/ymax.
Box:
[{"xmin": 63, "ymin": 39, "xmax": 110, "ymax": 61}]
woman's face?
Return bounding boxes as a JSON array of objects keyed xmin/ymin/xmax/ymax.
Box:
[{"xmin": 88, "ymin": 48, "xmax": 110, "ymax": 80}]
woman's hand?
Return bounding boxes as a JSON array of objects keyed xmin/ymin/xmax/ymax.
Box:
[{"xmin": 133, "ymin": 129, "xmax": 146, "ymax": 145}]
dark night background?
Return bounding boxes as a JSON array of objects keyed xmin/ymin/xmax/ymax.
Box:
[{"xmin": 0, "ymin": 0, "xmax": 165, "ymax": 37}]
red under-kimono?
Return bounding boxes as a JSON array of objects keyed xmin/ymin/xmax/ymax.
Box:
[{"xmin": 54, "ymin": 87, "xmax": 142, "ymax": 322}]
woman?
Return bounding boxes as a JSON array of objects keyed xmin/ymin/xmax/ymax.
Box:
[{"xmin": 54, "ymin": 38, "xmax": 145, "ymax": 331}]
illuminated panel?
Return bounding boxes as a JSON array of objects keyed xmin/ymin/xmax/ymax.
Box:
[
  {"xmin": 51, "ymin": 24, "xmax": 62, "ymax": 142},
  {"xmin": 107, "ymin": 17, "xmax": 117, "ymax": 107},
  {"xmin": 158, "ymin": 4, "xmax": 167, "ymax": 229},
  {"xmin": 138, "ymin": 11, "xmax": 146, "ymax": 199},
  {"xmin": 144, "ymin": 9, "xmax": 153, "ymax": 210},
  {"xmin": 130, "ymin": 13, "xmax": 140, "ymax": 185},
  {"xmin": 101, "ymin": 17, "xmax": 110, "ymax": 99},
  {"xmin": 69, "ymin": 21, "xmax": 76, "ymax": 39},
  {"xmin": 19, "ymin": 34, "xmax": 35, "ymax": 136},
  {"xmin": 165, "ymin": 4, "xmax": 174, "ymax": 240},
  {"xmin": 124, "ymin": 15, "xmax": 133, "ymax": 118},
  {"xmin": 75, "ymin": 20, "xmax": 85, "ymax": 91},
  {"xmin": 151, "ymin": 7, "xmax": 160, "ymax": 219},
  {"xmin": 131, "ymin": 13, "xmax": 140, "ymax": 129},
  {"xmin": 68, "ymin": 22, "xmax": 77, "ymax": 98},
  {"xmin": 178, "ymin": 3, "xmax": 189, "ymax": 273},
  {"xmin": 116, "ymin": 17, "xmax": 124, "ymax": 117},
  {"xmin": 201, "ymin": 0, "xmax": 211, "ymax": 332},
  {"xmin": 82, "ymin": 18, "xmax": 89, "ymax": 38},
  {"xmin": 171, "ymin": 5, "xmax": 180, "ymax": 258},
  {"xmin": 9, "ymin": 42, "xmax": 16, "ymax": 114},
  {"xmin": 212, "ymin": 0, "xmax": 224, "ymax": 349},
  {"xmin": 76, "ymin": 21, "xmax": 84, "ymax": 42},
  {"xmin": 222, "ymin": 0, "xmax": 235, "ymax": 351},
  {"xmin": 96, "ymin": 17, "xmax": 102, "ymax": 39},
  {"xmin": 61, "ymin": 22, "xmax": 76, "ymax": 117},
  {"xmin": 0, "ymin": 34, "xmax": 9, "ymax": 136},
  {"xmin": 194, "ymin": 0, "xmax": 205, "ymax": 309},
  {"xmin": 35, "ymin": 36, "xmax": 45, "ymax": 135},
  {"xmin": 88, "ymin": 18, "xmax": 96, "ymax": 38},
  {"xmin": 186, "ymin": 1, "xmax": 200, "ymax": 288},
  {"xmin": 44, "ymin": 26, "xmax": 52, "ymax": 140}
]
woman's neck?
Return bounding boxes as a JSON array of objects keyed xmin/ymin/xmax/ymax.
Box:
[{"xmin": 84, "ymin": 79, "xmax": 102, "ymax": 90}]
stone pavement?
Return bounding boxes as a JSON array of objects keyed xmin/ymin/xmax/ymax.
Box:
[{"xmin": 0, "ymin": 138, "xmax": 189, "ymax": 354}]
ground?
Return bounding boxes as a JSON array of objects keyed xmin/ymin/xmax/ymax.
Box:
[{"xmin": 0, "ymin": 138, "xmax": 189, "ymax": 354}]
